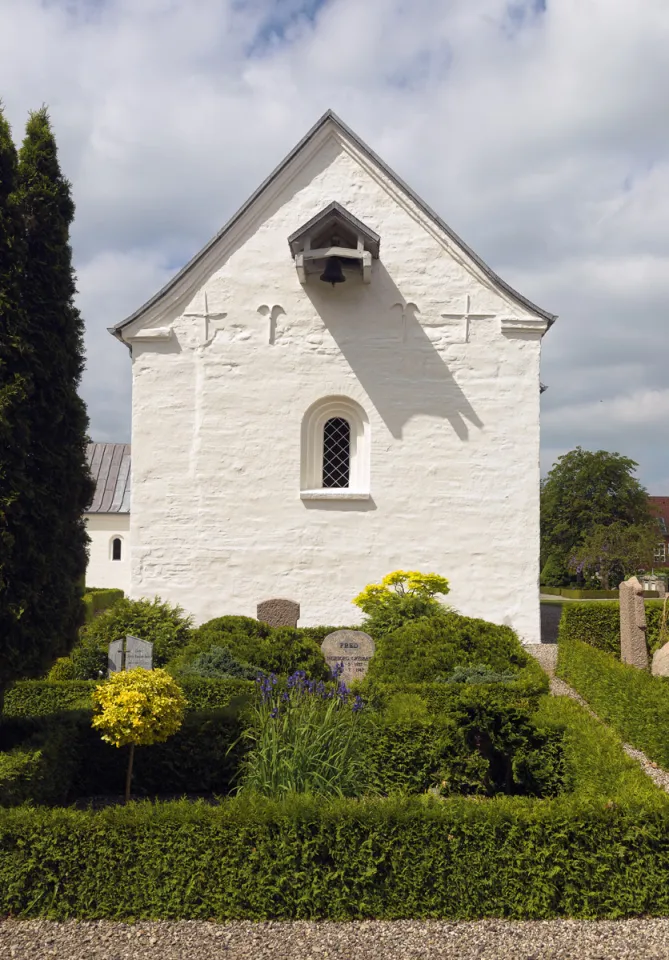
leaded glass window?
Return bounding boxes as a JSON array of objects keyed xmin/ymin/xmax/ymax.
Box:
[{"xmin": 322, "ymin": 417, "xmax": 350, "ymax": 488}]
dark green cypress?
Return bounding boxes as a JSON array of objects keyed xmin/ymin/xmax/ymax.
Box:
[
  {"xmin": 1, "ymin": 108, "xmax": 94, "ymax": 692},
  {"xmin": 0, "ymin": 106, "xmax": 34, "ymax": 702}
]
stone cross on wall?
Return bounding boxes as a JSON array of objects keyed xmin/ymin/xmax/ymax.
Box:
[{"xmin": 619, "ymin": 576, "xmax": 648, "ymax": 669}]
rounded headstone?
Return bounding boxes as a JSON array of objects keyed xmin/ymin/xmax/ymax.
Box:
[
  {"xmin": 257, "ymin": 598, "xmax": 300, "ymax": 629},
  {"xmin": 321, "ymin": 630, "xmax": 375, "ymax": 683}
]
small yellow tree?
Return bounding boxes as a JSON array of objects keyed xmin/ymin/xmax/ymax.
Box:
[
  {"xmin": 92, "ymin": 668, "xmax": 186, "ymax": 801},
  {"xmin": 353, "ymin": 570, "xmax": 450, "ymax": 635}
]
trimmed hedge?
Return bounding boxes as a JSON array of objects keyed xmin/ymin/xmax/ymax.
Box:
[
  {"xmin": 558, "ymin": 600, "xmax": 666, "ymax": 658},
  {"xmin": 3, "ymin": 677, "xmax": 254, "ymax": 718},
  {"xmin": 557, "ymin": 637, "xmax": 669, "ymax": 770},
  {"xmin": 0, "ymin": 696, "xmax": 667, "ymax": 920},
  {"xmin": 82, "ymin": 588, "xmax": 124, "ymax": 623},
  {"xmin": 4, "ymin": 681, "xmax": 96, "ymax": 717},
  {"xmin": 542, "ymin": 588, "xmax": 659, "ymax": 600}
]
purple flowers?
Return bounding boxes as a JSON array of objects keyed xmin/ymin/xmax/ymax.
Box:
[
  {"xmin": 256, "ymin": 672, "xmax": 278, "ymax": 704},
  {"xmin": 330, "ymin": 662, "xmax": 345, "ymax": 681},
  {"xmin": 259, "ymin": 667, "xmax": 364, "ymax": 717}
]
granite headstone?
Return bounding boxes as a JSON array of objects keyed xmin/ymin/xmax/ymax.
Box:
[
  {"xmin": 257, "ymin": 598, "xmax": 300, "ymax": 629},
  {"xmin": 125, "ymin": 635, "xmax": 153, "ymax": 671},
  {"xmin": 107, "ymin": 638, "xmax": 124, "ymax": 674},
  {"xmin": 321, "ymin": 630, "xmax": 375, "ymax": 684},
  {"xmin": 652, "ymin": 641, "xmax": 669, "ymax": 677},
  {"xmin": 619, "ymin": 576, "xmax": 648, "ymax": 670}
]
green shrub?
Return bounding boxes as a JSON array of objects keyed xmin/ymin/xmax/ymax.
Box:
[
  {"xmin": 182, "ymin": 646, "xmax": 259, "ymax": 680},
  {"xmin": 367, "ymin": 613, "xmax": 529, "ymax": 684},
  {"xmin": 80, "ymin": 597, "xmax": 193, "ymax": 668},
  {"xmin": 0, "ymin": 719, "xmax": 81, "ymax": 806},
  {"xmin": 178, "ymin": 618, "xmax": 329, "ymax": 679},
  {"xmin": 443, "ymin": 663, "xmax": 518, "ymax": 684},
  {"xmin": 558, "ymin": 600, "xmax": 666, "ymax": 658},
  {"xmin": 557, "ymin": 637, "xmax": 669, "ymax": 769},
  {"xmin": 0, "ymin": 748, "xmax": 43, "ymax": 805},
  {"xmin": 363, "ymin": 700, "xmax": 567, "ymax": 798},
  {"xmin": 47, "ymin": 634, "xmax": 108, "ymax": 681}
]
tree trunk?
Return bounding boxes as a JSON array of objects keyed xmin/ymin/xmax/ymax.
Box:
[{"xmin": 125, "ymin": 742, "xmax": 135, "ymax": 803}]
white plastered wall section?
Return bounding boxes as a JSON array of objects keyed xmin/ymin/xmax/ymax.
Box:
[
  {"xmin": 126, "ymin": 129, "xmax": 545, "ymax": 642},
  {"xmin": 85, "ymin": 514, "xmax": 131, "ymax": 593}
]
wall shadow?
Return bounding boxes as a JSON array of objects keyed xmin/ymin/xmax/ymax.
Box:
[{"xmin": 303, "ymin": 262, "xmax": 483, "ymax": 439}]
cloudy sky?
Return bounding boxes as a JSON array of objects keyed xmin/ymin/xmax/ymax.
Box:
[{"xmin": 1, "ymin": 0, "xmax": 668, "ymax": 490}]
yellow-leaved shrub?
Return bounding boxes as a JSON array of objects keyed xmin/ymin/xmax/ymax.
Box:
[{"xmin": 92, "ymin": 668, "xmax": 186, "ymax": 749}]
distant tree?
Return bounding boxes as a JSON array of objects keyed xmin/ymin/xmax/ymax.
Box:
[
  {"xmin": 0, "ymin": 108, "xmax": 93, "ymax": 705},
  {"xmin": 540, "ymin": 447, "xmax": 652, "ymax": 585},
  {"xmin": 568, "ymin": 521, "xmax": 658, "ymax": 589},
  {"xmin": 0, "ymin": 107, "xmax": 33, "ymax": 709}
]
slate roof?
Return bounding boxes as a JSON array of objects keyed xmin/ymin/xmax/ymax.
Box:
[
  {"xmin": 86, "ymin": 443, "xmax": 131, "ymax": 514},
  {"xmin": 109, "ymin": 109, "xmax": 556, "ymax": 341}
]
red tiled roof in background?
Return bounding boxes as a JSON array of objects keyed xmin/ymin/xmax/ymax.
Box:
[{"xmin": 649, "ymin": 496, "xmax": 669, "ymax": 536}]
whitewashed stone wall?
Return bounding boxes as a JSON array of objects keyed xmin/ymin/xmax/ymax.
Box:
[
  {"xmin": 85, "ymin": 514, "xmax": 131, "ymax": 593},
  {"xmin": 124, "ymin": 130, "xmax": 546, "ymax": 642}
]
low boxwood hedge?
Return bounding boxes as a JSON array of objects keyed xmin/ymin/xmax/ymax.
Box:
[
  {"xmin": 82, "ymin": 588, "xmax": 124, "ymax": 623},
  {"xmin": 0, "ymin": 695, "xmax": 666, "ymax": 920},
  {"xmin": 557, "ymin": 637, "xmax": 669, "ymax": 770},
  {"xmin": 3, "ymin": 677, "xmax": 255, "ymax": 718},
  {"xmin": 558, "ymin": 600, "xmax": 666, "ymax": 658}
]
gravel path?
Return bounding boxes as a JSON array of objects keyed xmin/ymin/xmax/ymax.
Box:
[
  {"xmin": 525, "ymin": 644, "xmax": 669, "ymax": 793},
  {"xmin": 2, "ymin": 918, "xmax": 669, "ymax": 960}
]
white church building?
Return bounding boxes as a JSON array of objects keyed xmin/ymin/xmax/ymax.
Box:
[{"xmin": 103, "ymin": 110, "xmax": 554, "ymax": 642}]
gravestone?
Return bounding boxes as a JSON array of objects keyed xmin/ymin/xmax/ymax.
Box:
[
  {"xmin": 619, "ymin": 576, "xmax": 648, "ymax": 670},
  {"xmin": 125, "ymin": 635, "xmax": 153, "ymax": 670},
  {"xmin": 257, "ymin": 598, "xmax": 300, "ymax": 629},
  {"xmin": 652, "ymin": 641, "xmax": 669, "ymax": 677},
  {"xmin": 321, "ymin": 630, "xmax": 375, "ymax": 684},
  {"xmin": 108, "ymin": 638, "xmax": 124, "ymax": 674}
]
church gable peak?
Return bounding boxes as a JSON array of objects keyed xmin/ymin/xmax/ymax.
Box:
[{"xmin": 110, "ymin": 109, "xmax": 555, "ymax": 342}]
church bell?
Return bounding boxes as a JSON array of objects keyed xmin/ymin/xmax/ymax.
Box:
[{"xmin": 320, "ymin": 256, "xmax": 346, "ymax": 286}]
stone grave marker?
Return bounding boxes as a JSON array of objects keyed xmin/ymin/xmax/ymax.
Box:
[
  {"xmin": 108, "ymin": 638, "xmax": 124, "ymax": 674},
  {"xmin": 652, "ymin": 642, "xmax": 669, "ymax": 677},
  {"xmin": 257, "ymin": 598, "xmax": 300, "ymax": 629},
  {"xmin": 125, "ymin": 635, "xmax": 154, "ymax": 671},
  {"xmin": 321, "ymin": 630, "xmax": 375, "ymax": 684},
  {"xmin": 619, "ymin": 576, "xmax": 648, "ymax": 670}
]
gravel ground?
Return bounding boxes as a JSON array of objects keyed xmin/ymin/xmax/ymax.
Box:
[
  {"xmin": 2, "ymin": 918, "xmax": 669, "ymax": 960},
  {"xmin": 525, "ymin": 643, "xmax": 669, "ymax": 793}
]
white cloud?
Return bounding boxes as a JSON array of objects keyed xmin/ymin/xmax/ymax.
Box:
[{"xmin": 0, "ymin": 0, "xmax": 668, "ymax": 487}]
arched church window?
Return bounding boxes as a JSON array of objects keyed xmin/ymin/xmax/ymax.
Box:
[
  {"xmin": 112, "ymin": 537, "xmax": 122, "ymax": 561},
  {"xmin": 322, "ymin": 417, "xmax": 351, "ymax": 488},
  {"xmin": 300, "ymin": 396, "xmax": 370, "ymax": 499}
]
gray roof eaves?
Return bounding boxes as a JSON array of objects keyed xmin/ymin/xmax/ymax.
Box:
[{"xmin": 109, "ymin": 108, "xmax": 555, "ymax": 340}]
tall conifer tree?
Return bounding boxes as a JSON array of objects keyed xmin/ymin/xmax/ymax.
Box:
[
  {"xmin": 0, "ymin": 107, "xmax": 34, "ymax": 702},
  {"xmin": 1, "ymin": 108, "xmax": 94, "ymax": 692}
]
